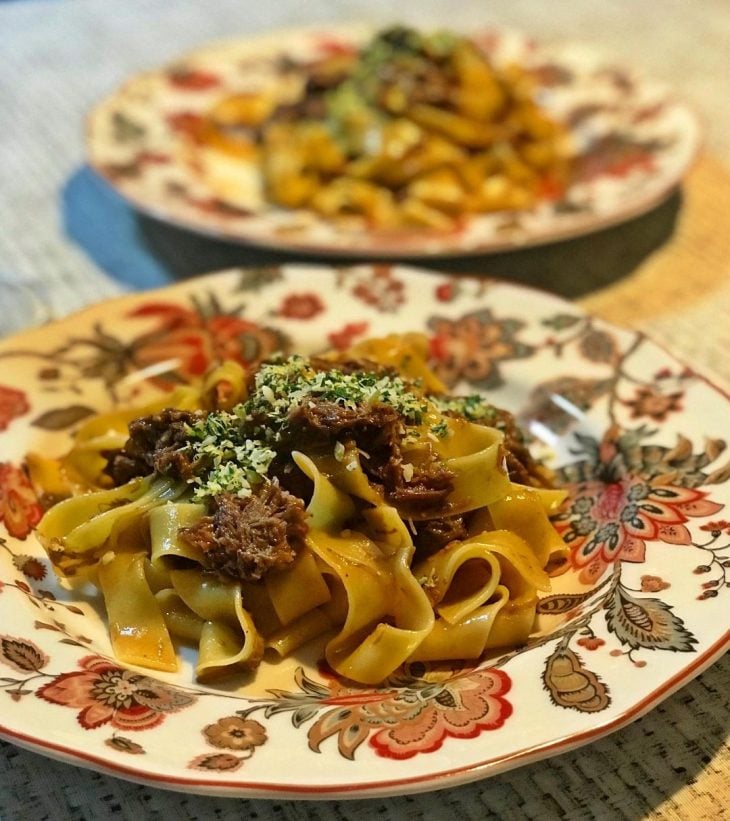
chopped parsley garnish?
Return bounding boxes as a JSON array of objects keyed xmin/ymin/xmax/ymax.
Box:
[
  {"xmin": 244, "ymin": 356, "xmax": 431, "ymax": 430},
  {"xmin": 181, "ymin": 356, "xmax": 433, "ymax": 499},
  {"xmin": 429, "ymin": 420, "xmax": 449, "ymax": 438},
  {"xmin": 430, "ymin": 394, "xmax": 498, "ymax": 423},
  {"xmin": 185, "ymin": 414, "xmax": 275, "ymax": 501}
]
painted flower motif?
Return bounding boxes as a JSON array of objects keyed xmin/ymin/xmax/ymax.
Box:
[
  {"xmin": 576, "ymin": 636, "xmax": 605, "ymax": 651},
  {"xmin": 11, "ymin": 554, "xmax": 47, "ymax": 581},
  {"xmin": 105, "ymin": 735, "xmax": 145, "ymax": 755},
  {"xmin": 37, "ymin": 655, "xmax": 196, "ymax": 731},
  {"xmin": 555, "ymin": 428, "xmax": 724, "ymax": 585},
  {"xmin": 622, "ymin": 387, "xmax": 683, "ymax": 422},
  {"xmin": 189, "ymin": 753, "xmax": 244, "ymax": 772},
  {"xmin": 0, "ymin": 463, "xmax": 42, "ymax": 540},
  {"xmin": 700, "ymin": 520, "xmax": 730, "ymax": 535},
  {"xmin": 434, "ymin": 281, "xmax": 461, "ymax": 303},
  {"xmin": 351, "ymin": 265, "xmax": 405, "ymax": 313},
  {"xmin": 557, "ymin": 476, "xmax": 720, "ymax": 584},
  {"xmin": 305, "ymin": 667, "xmax": 512, "ymax": 760},
  {"xmin": 327, "ymin": 321, "xmax": 369, "ymax": 351},
  {"xmin": 167, "ymin": 67, "xmax": 221, "ymax": 91},
  {"xmin": 640, "ymin": 575, "xmax": 671, "ymax": 592},
  {"xmin": 278, "ymin": 292, "xmax": 325, "ymax": 320},
  {"xmin": 428, "ymin": 308, "xmax": 534, "ymax": 389},
  {"xmin": 203, "ymin": 716, "xmax": 267, "ymax": 751},
  {"xmin": 0, "ymin": 385, "xmax": 29, "ymax": 431},
  {"xmin": 165, "ymin": 111, "xmax": 203, "ymax": 137},
  {"xmin": 127, "ymin": 300, "xmax": 287, "ymax": 388}
]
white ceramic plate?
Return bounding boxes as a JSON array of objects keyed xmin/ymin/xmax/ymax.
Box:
[
  {"xmin": 86, "ymin": 25, "xmax": 701, "ymax": 257},
  {"xmin": 0, "ymin": 265, "xmax": 727, "ymax": 797}
]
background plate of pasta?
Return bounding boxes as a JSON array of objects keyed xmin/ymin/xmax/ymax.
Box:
[
  {"xmin": 0, "ymin": 264, "xmax": 727, "ymax": 797},
  {"xmin": 86, "ymin": 24, "xmax": 700, "ymax": 256}
]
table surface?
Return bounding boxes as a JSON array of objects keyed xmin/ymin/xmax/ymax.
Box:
[{"xmin": 1, "ymin": 1, "xmax": 728, "ymax": 819}]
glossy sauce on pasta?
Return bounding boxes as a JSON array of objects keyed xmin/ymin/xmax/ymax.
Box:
[{"xmin": 32, "ymin": 334, "xmax": 567, "ymax": 685}]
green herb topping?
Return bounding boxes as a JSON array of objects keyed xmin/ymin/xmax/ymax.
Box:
[
  {"xmin": 430, "ymin": 394, "xmax": 498, "ymax": 423},
  {"xmin": 183, "ymin": 356, "xmax": 433, "ymax": 499}
]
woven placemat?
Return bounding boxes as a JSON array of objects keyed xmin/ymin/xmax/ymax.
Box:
[{"xmin": 580, "ymin": 154, "xmax": 730, "ymax": 387}]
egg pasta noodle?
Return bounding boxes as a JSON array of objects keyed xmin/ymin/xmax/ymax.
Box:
[
  {"xmin": 32, "ymin": 334, "xmax": 567, "ymax": 685},
  {"xmin": 191, "ymin": 26, "xmax": 570, "ymax": 232}
]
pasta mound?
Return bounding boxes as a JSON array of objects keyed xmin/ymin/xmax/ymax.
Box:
[
  {"xmin": 31, "ymin": 334, "xmax": 568, "ymax": 685},
  {"xmin": 193, "ymin": 26, "xmax": 571, "ymax": 231}
]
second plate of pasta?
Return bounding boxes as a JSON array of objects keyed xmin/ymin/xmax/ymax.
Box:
[{"xmin": 86, "ymin": 24, "xmax": 700, "ymax": 256}]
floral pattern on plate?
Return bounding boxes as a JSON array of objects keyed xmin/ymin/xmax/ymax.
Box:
[
  {"xmin": 0, "ymin": 265, "xmax": 727, "ymax": 797},
  {"xmin": 86, "ymin": 25, "xmax": 700, "ymax": 256}
]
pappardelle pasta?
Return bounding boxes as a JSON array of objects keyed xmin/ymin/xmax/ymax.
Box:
[
  {"xmin": 32, "ymin": 334, "xmax": 568, "ymax": 685},
  {"xmin": 191, "ymin": 26, "xmax": 570, "ymax": 231}
]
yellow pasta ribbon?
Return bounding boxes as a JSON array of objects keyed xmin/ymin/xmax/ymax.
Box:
[
  {"xmin": 489, "ymin": 483, "xmax": 568, "ymax": 568},
  {"xmin": 306, "ymin": 522, "xmax": 434, "ymax": 685},
  {"xmin": 169, "ymin": 567, "xmax": 264, "ymax": 680},
  {"xmin": 97, "ymin": 551, "xmax": 178, "ymax": 672}
]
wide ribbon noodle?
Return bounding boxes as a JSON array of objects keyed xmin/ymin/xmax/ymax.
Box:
[{"xmin": 33, "ymin": 333, "xmax": 567, "ymax": 684}]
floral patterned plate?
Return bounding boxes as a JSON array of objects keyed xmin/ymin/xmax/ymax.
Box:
[
  {"xmin": 86, "ymin": 25, "xmax": 701, "ymax": 257},
  {"xmin": 0, "ymin": 265, "xmax": 727, "ymax": 798}
]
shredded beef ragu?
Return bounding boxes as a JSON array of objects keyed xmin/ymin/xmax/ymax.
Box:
[
  {"xmin": 487, "ymin": 407, "xmax": 550, "ymax": 488},
  {"xmin": 287, "ymin": 398, "xmax": 455, "ymax": 517},
  {"xmin": 103, "ymin": 408, "xmax": 207, "ymax": 485},
  {"xmin": 442, "ymin": 403, "xmax": 549, "ymax": 488},
  {"xmin": 413, "ymin": 515, "xmax": 468, "ymax": 555},
  {"xmin": 181, "ymin": 482, "xmax": 308, "ymax": 582}
]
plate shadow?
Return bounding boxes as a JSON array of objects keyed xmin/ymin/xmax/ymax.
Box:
[{"xmin": 62, "ymin": 165, "xmax": 681, "ymax": 298}]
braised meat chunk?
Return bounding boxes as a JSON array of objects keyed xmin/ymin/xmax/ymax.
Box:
[
  {"xmin": 181, "ymin": 482, "xmax": 309, "ymax": 582},
  {"xmin": 413, "ymin": 514, "xmax": 468, "ymax": 555},
  {"xmin": 103, "ymin": 408, "xmax": 207, "ymax": 485},
  {"xmin": 288, "ymin": 398, "xmax": 454, "ymax": 516},
  {"xmin": 484, "ymin": 406, "xmax": 549, "ymax": 488}
]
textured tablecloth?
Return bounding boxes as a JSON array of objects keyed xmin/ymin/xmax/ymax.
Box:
[{"xmin": 1, "ymin": 1, "xmax": 728, "ymax": 819}]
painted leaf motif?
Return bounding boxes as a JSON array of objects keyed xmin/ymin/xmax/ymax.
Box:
[
  {"xmin": 292, "ymin": 705, "xmax": 320, "ymax": 727},
  {"xmin": 33, "ymin": 621, "xmax": 62, "ymax": 632},
  {"xmin": 105, "ymin": 736, "xmax": 145, "ymax": 755},
  {"xmin": 706, "ymin": 461, "xmax": 730, "ymax": 485},
  {"xmin": 665, "ymin": 434, "xmax": 693, "ymax": 463},
  {"xmin": 31, "ymin": 405, "xmax": 95, "ymax": 430},
  {"xmin": 543, "ymin": 647, "xmax": 610, "ymax": 712},
  {"xmin": 537, "ymin": 591, "xmax": 596, "ymax": 614},
  {"xmin": 522, "ymin": 377, "xmax": 613, "ymax": 433},
  {"xmin": 542, "ymin": 313, "xmax": 583, "ymax": 330},
  {"xmin": 307, "ymin": 707, "xmax": 369, "ymax": 760},
  {"xmin": 189, "ymin": 753, "xmax": 243, "ymax": 771},
  {"xmin": 703, "ymin": 438, "xmax": 726, "ymax": 463},
  {"xmin": 579, "ymin": 329, "xmax": 618, "ymax": 363},
  {"xmin": 111, "ymin": 111, "xmax": 146, "ymax": 142},
  {"xmin": 605, "ymin": 588, "xmax": 697, "ymax": 652},
  {"xmin": 0, "ymin": 636, "xmax": 49, "ymax": 672}
]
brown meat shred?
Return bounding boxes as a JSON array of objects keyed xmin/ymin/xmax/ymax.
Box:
[
  {"xmin": 288, "ymin": 400, "xmax": 401, "ymax": 437},
  {"xmin": 181, "ymin": 482, "xmax": 308, "ymax": 582},
  {"xmin": 287, "ymin": 398, "xmax": 454, "ymax": 517},
  {"xmin": 379, "ymin": 453, "xmax": 454, "ymax": 516},
  {"xmin": 442, "ymin": 403, "xmax": 549, "ymax": 488},
  {"xmin": 308, "ymin": 356, "xmax": 398, "ymax": 378},
  {"xmin": 488, "ymin": 407, "xmax": 551, "ymax": 488},
  {"xmin": 103, "ymin": 408, "xmax": 207, "ymax": 485},
  {"xmin": 413, "ymin": 515, "xmax": 467, "ymax": 556}
]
